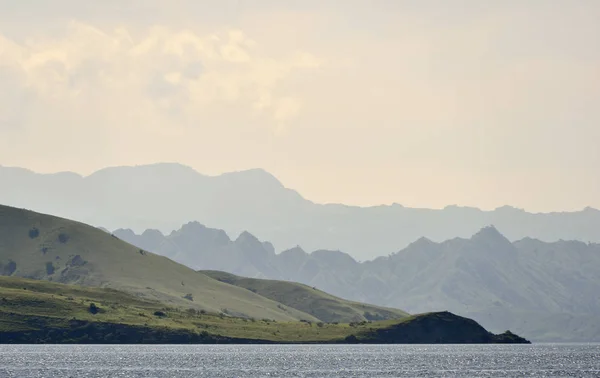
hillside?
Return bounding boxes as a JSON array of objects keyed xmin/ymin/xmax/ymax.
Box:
[
  {"xmin": 0, "ymin": 205, "xmax": 319, "ymax": 322},
  {"xmin": 2, "ymin": 164, "xmax": 600, "ymax": 261},
  {"xmin": 358, "ymin": 311, "xmax": 529, "ymax": 344},
  {"xmin": 201, "ymin": 270, "xmax": 408, "ymax": 323},
  {"xmin": 120, "ymin": 224, "xmax": 600, "ymax": 342},
  {"xmin": 0, "ymin": 277, "xmax": 528, "ymax": 344},
  {"xmin": 0, "ymin": 276, "xmax": 342, "ymax": 343}
]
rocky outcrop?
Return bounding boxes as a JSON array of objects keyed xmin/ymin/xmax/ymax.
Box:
[{"xmin": 358, "ymin": 312, "xmax": 530, "ymax": 344}]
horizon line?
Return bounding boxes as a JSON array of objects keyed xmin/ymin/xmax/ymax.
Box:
[{"xmin": 1, "ymin": 162, "xmax": 598, "ymax": 214}]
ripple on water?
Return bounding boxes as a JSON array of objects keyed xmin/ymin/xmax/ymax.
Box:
[{"xmin": 1, "ymin": 344, "xmax": 599, "ymax": 377}]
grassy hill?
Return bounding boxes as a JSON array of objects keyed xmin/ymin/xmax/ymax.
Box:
[
  {"xmin": 0, "ymin": 276, "xmax": 344, "ymax": 343},
  {"xmin": 201, "ymin": 270, "xmax": 408, "ymax": 323},
  {"xmin": 0, "ymin": 205, "xmax": 319, "ymax": 322},
  {"xmin": 0, "ymin": 277, "xmax": 528, "ymax": 344}
]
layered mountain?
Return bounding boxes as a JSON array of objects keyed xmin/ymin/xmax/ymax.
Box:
[
  {"xmin": 2, "ymin": 163, "xmax": 600, "ymax": 260},
  {"xmin": 0, "ymin": 204, "xmax": 408, "ymax": 323},
  {"xmin": 116, "ymin": 223, "xmax": 600, "ymax": 342}
]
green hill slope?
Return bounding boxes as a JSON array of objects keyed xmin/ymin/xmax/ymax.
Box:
[
  {"xmin": 0, "ymin": 205, "xmax": 318, "ymax": 322},
  {"xmin": 0, "ymin": 277, "xmax": 528, "ymax": 344},
  {"xmin": 0, "ymin": 276, "xmax": 338, "ymax": 343},
  {"xmin": 201, "ymin": 270, "xmax": 408, "ymax": 323}
]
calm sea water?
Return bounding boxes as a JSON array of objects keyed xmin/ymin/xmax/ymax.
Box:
[{"xmin": 0, "ymin": 344, "xmax": 598, "ymax": 377}]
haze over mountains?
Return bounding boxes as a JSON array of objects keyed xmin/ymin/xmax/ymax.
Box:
[
  {"xmin": 2, "ymin": 163, "xmax": 600, "ymax": 261},
  {"xmin": 113, "ymin": 223, "xmax": 600, "ymax": 342},
  {"xmin": 2, "ymin": 163, "xmax": 599, "ymax": 341},
  {"xmin": 0, "ymin": 204, "xmax": 407, "ymax": 324}
]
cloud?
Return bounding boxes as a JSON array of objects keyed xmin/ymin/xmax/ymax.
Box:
[
  {"xmin": 0, "ymin": 22, "xmax": 321, "ymax": 132},
  {"xmin": 1, "ymin": 1, "xmax": 599, "ymax": 211}
]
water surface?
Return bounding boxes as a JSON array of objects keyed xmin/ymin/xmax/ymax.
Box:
[{"xmin": 1, "ymin": 344, "xmax": 598, "ymax": 377}]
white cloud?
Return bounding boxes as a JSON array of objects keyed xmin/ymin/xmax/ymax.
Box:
[
  {"xmin": 1, "ymin": 1, "xmax": 599, "ymax": 211},
  {"xmin": 0, "ymin": 22, "xmax": 321, "ymax": 131}
]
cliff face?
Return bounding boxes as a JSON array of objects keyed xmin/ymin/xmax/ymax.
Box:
[{"xmin": 358, "ymin": 312, "xmax": 531, "ymax": 344}]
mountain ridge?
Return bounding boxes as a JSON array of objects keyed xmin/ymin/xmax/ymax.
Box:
[
  {"xmin": 1, "ymin": 162, "xmax": 598, "ymax": 212},
  {"xmin": 2, "ymin": 163, "xmax": 600, "ymax": 261},
  {"xmin": 114, "ymin": 221, "xmax": 600, "ymax": 342}
]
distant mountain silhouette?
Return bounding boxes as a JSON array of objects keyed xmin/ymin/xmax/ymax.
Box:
[
  {"xmin": 114, "ymin": 224, "xmax": 600, "ymax": 342},
  {"xmin": 2, "ymin": 163, "xmax": 600, "ymax": 260}
]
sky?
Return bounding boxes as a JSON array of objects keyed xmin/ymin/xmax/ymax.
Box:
[{"xmin": 0, "ymin": 0, "xmax": 599, "ymax": 212}]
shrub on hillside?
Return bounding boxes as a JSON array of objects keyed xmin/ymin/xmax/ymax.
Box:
[
  {"xmin": 89, "ymin": 303, "xmax": 99, "ymax": 314},
  {"xmin": 67, "ymin": 255, "xmax": 86, "ymax": 267},
  {"xmin": 58, "ymin": 233, "xmax": 70, "ymax": 244},
  {"xmin": 45, "ymin": 262, "xmax": 55, "ymax": 275},
  {"xmin": 29, "ymin": 228, "xmax": 40, "ymax": 239},
  {"xmin": 1, "ymin": 261, "xmax": 17, "ymax": 276}
]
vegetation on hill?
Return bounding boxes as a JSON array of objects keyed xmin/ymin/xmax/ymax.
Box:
[
  {"xmin": 0, "ymin": 277, "xmax": 345, "ymax": 343},
  {"xmin": 0, "ymin": 277, "xmax": 529, "ymax": 344},
  {"xmin": 0, "ymin": 205, "xmax": 318, "ymax": 322},
  {"xmin": 201, "ymin": 270, "xmax": 408, "ymax": 323}
]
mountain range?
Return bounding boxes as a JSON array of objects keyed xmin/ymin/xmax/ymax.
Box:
[
  {"xmin": 0, "ymin": 204, "xmax": 528, "ymax": 344},
  {"xmin": 2, "ymin": 163, "xmax": 600, "ymax": 261},
  {"xmin": 0, "ymin": 204, "xmax": 407, "ymax": 323},
  {"xmin": 113, "ymin": 223, "xmax": 600, "ymax": 342}
]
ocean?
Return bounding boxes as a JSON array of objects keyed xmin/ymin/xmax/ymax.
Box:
[{"xmin": 1, "ymin": 344, "xmax": 598, "ymax": 377}]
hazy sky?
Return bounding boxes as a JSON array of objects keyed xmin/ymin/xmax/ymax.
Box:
[{"xmin": 1, "ymin": 1, "xmax": 599, "ymax": 211}]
